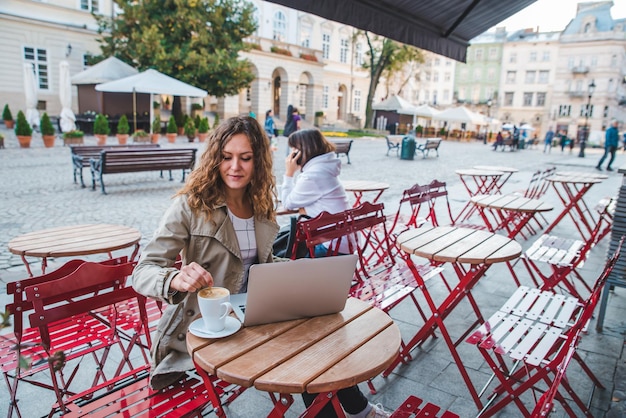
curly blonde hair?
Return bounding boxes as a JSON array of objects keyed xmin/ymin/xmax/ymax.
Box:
[{"xmin": 177, "ymin": 115, "xmax": 276, "ymax": 223}]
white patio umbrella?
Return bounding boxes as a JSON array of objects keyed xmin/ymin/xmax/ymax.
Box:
[
  {"xmin": 433, "ymin": 106, "xmax": 485, "ymax": 126},
  {"xmin": 502, "ymin": 123, "xmax": 514, "ymax": 130},
  {"xmin": 23, "ymin": 63, "xmax": 39, "ymax": 128},
  {"xmin": 59, "ymin": 61, "xmax": 76, "ymax": 133},
  {"xmin": 519, "ymin": 123, "xmax": 535, "ymax": 131},
  {"xmin": 95, "ymin": 69, "xmax": 208, "ymax": 132}
]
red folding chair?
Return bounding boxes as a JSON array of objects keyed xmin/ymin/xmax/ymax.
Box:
[
  {"xmin": 465, "ymin": 239, "xmax": 621, "ymax": 417},
  {"xmin": 23, "ymin": 261, "xmax": 152, "ymax": 415},
  {"xmin": 0, "ymin": 257, "xmax": 129, "ymax": 418}
]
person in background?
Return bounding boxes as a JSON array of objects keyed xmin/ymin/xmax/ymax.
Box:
[
  {"xmin": 280, "ymin": 128, "xmax": 387, "ymax": 417},
  {"xmin": 132, "ymin": 115, "xmax": 279, "ymax": 391},
  {"xmin": 622, "ymin": 131, "xmax": 626, "ymax": 152},
  {"xmin": 543, "ymin": 127, "xmax": 554, "ymax": 153},
  {"xmin": 559, "ymin": 130, "xmax": 569, "ymax": 153},
  {"xmin": 263, "ymin": 109, "xmax": 278, "ymax": 152},
  {"xmin": 492, "ymin": 131, "xmax": 503, "ymax": 151},
  {"xmin": 596, "ymin": 120, "xmax": 619, "ymax": 171}
]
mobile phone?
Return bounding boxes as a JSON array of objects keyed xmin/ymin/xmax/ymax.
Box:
[{"xmin": 292, "ymin": 151, "xmax": 302, "ymax": 165}]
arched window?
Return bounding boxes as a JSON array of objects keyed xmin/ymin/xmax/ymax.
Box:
[
  {"xmin": 584, "ymin": 22, "xmax": 592, "ymax": 33},
  {"xmin": 273, "ymin": 11, "xmax": 286, "ymax": 42}
]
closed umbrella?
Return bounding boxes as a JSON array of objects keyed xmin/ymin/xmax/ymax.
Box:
[
  {"xmin": 24, "ymin": 63, "xmax": 39, "ymax": 128},
  {"xmin": 59, "ymin": 61, "xmax": 76, "ymax": 133}
]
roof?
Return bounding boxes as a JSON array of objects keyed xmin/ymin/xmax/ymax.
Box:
[
  {"xmin": 264, "ymin": 0, "xmax": 537, "ymax": 62},
  {"xmin": 71, "ymin": 57, "xmax": 138, "ymax": 85},
  {"xmin": 563, "ymin": 1, "xmax": 615, "ymax": 35},
  {"xmin": 372, "ymin": 95, "xmax": 419, "ymax": 112}
]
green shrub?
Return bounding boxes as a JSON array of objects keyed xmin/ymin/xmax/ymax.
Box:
[
  {"xmin": 152, "ymin": 117, "xmax": 161, "ymax": 134},
  {"xmin": 63, "ymin": 130, "xmax": 84, "ymax": 139},
  {"xmin": 117, "ymin": 115, "xmax": 130, "ymax": 135},
  {"xmin": 40, "ymin": 113, "xmax": 55, "ymax": 136},
  {"xmin": 415, "ymin": 125, "xmax": 423, "ymax": 134},
  {"xmin": 3, "ymin": 104, "xmax": 12, "ymax": 121},
  {"xmin": 184, "ymin": 118, "xmax": 196, "ymax": 137},
  {"xmin": 212, "ymin": 113, "xmax": 220, "ymax": 129},
  {"xmin": 194, "ymin": 115, "xmax": 201, "ymax": 129},
  {"xmin": 93, "ymin": 114, "xmax": 110, "ymax": 135},
  {"xmin": 198, "ymin": 117, "xmax": 209, "ymax": 134},
  {"xmin": 133, "ymin": 129, "xmax": 149, "ymax": 139},
  {"xmin": 167, "ymin": 115, "xmax": 178, "ymax": 134},
  {"xmin": 175, "ymin": 112, "xmax": 185, "ymax": 128},
  {"xmin": 15, "ymin": 111, "xmax": 32, "ymax": 136}
]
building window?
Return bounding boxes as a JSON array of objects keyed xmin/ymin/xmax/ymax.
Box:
[
  {"xmin": 434, "ymin": 58, "xmax": 440, "ymax": 66},
  {"xmin": 23, "ymin": 47, "xmax": 48, "ymax": 90},
  {"xmin": 591, "ymin": 56, "xmax": 597, "ymax": 67},
  {"xmin": 536, "ymin": 92, "xmax": 546, "ymax": 106},
  {"xmin": 273, "ymin": 11, "xmax": 286, "ymax": 42},
  {"xmin": 509, "ymin": 52, "xmax": 517, "ymax": 63},
  {"xmin": 322, "ymin": 85, "xmax": 329, "ymax": 108},
  {"xmin": 525, "ymin": 71, "xmax": 536, "ymax": 84},
  {"xmin": 538, "ymin": 70, "xmax": 549, "ymax": 84},
  {"xmin": 444, "ymin": 72, "xmax": 451, "ymax": 82},
  {"xmin": 580, "ymin": 104, "xmax": 594, "ymax": 118},
  {"xmin": 443, "ymin": 89, "xmax": 450, "ymax": 101},
  {"xmin": 432, "ymin": 91, "xmax": 438, "ymax": 105},
  {"xmin": 299, "ymin": 85, "xmax": 307, "ymax": 108},
  {"xmin": 487, "ymin": 67, "xmax": 495, "ymax": 80},
  {"xmin": 504, "ymin": 92, "xmax": 514, "ymax": 106},
  {"xmin": 322, "ymin": 33, "xmax": 330, "ymax": 59},
  {"xmin": 542, "ymin": 51, "xmax": 550, "ymax": 61},
  {"xmin": 523, "ymin": 92, "xmax": 533, "ymax": 106},
  {"xmin": 604, "ymin": 105, "xmax": 609, "ymax": 118},
  {"xmin": 506, "ymin": 71, "xmax": 516, "ymax": 84},
  {"xmin": 354, "ymin": 90, "xmax": 361, "ymax": 112},
  {"xmin": 81, "ymin": 0, "xmax": 99, "ymax": 12},
  {"xmin": 529, "ymin": 51, "xmax": 537, "ymax": 62},
  {"xmin": 473, "ymin": 69, "xmax": 481, "ymax": 81},
  {"xmin": 611, "ymin": 54, "xmax": 617, "ymax": 66},
  {"xmin": 559, "ymin": 105, "xmax": 571, "ymax": 117},
  {"xmin": 445, "ymin": 59, "xmax": 451, "ymax": 66},
  {"xmin": 339, "ymin": 38, "xmax": 349, "ymax": 63},
  {"xmin": 300, "ymin": 21, "xmax": 312, "ymax": 47},
  {"xmin": 475, "ymin": 48, "xmax": 483, "ymax": 61},
  {"xmin": 433, "ymin": 72, "xmax": 439, "ymax": 82},
  {"xmin": 354, "ymin": 43, "xmax": 363, "ymax": 66},
  {"xmin": 460, "ymin": 68, "xmax": 468, "ymax": 81},
  {"xmin": 568, "ymin": 57, "xmax": 575, "ymax": 69},
  {"xmin": 424, "ymin": 90, "xmax": 430, "ymax": 102},
  {"xmin": 489, "ymin": 47, "xmax": 498, "ymax": 59}
]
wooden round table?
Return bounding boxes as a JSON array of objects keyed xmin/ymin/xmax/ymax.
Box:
[
  {"xmin": 187, "ymin": 298, "xmax": 401, "ymax": 417},
  {"xmin": 8, "ymin": 224, "xmax": 141, "ymax": 276}
]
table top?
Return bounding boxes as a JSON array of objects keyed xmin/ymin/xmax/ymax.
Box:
[
  {"xmin": 8, "ymin": 224, "xmax": 141, "ymax": 258},
  {"xmin": 396, "ymin": 225, "xmax": 521, "ymax": 264},
  {"xmin": 342, "ymin": 180, "xmax": 390, "ymax": 192},
  {"xmin": 473, "ymin": 165, "xmax": 519, "ymax": 173},
  {"xmin": 548, "ymin": 172, "xmax": 607, "ymax": 184},
  {"xmin": 470, "ymin": 194, "xmax": 553, "ymax": 213},
  {"xmin": 455, "ymin": 168, "xmax": 505, "ymax": 176},
  {"xmin": 187, "ymin": 298, "xmax": 401, "ymax": 394}
]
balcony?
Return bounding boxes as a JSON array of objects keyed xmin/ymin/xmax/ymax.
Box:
[
  {"xmin": 571, "ymin": 66, "xmax": 589, "ymax": 74},
  {"xmin": 568, "ymin": 90, "xmax": 585, "ymax": 98}
]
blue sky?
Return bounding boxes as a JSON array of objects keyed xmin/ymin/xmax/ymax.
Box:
[{"xmin": 490, "ymin": 0, "xmax": 626, "ymax": 32}]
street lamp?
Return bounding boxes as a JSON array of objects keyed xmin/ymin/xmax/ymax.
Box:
[
  {"xmin": 579, "ymin": 79, "xmax": 596, "ymax": 158},
  {"xmin": 485, "ymin": 99, "xmax": 492, "ymax": 144}
]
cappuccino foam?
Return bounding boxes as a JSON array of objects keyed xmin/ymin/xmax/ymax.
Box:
[{"xmin": 198, "ymin": 287, "xmax": 229, "ymax": 299}]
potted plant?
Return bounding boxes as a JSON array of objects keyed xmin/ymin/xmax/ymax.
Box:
[
  {"xmin": 0, "ymin": 133, "xmax": 4, "ymax": 149},
  {"xmin": 184, "ymin": 117, "xmax": 196, "ymax": 142},
  {"xmin": 132, "ymin": 129, "xmax": 149, "ymax": 143},
  {"xmin": 197, "ymin": 117, "xmax": 209, "ymax": 142},
  {"xmin": 415, "ymin": 125, "xmax": 423, "ymax": 137},
  {"xmin": 15, "ymin": 110, "xmax": 33, "ymax": 148},
  {"xmin": 314, "ymin": 111, "xmax": 324, "ymax": 127},
  {"xmin": 212, "ymin": 113, "xmax": 220, "ymax": 129},
  {"xmin": 191, "ymin": 102, "xmax": 204, "ymax": 118},
  {"xmin": 175, "ymin": 113, "xmax": 186, "ymax": 136},
  {"xmin": 116, "ymin": 115, "xmax": 130, "ymax": 144},
  {"xmin": 93, "ymin": 113, "xmax": 110, "ymax": 145},
  {"xmin": 166, "ymin": 115, "xmax": 177, "ymax": 143},
  {"xmin": 40, "ymin": 112, "xmax": 56, "ymax": 147},
  {"xmin": 151, "ymin": 117, "xmax": 161, "ymax": 143},
  {"xmin": 3, "ymin": 104, "xmax": 14, "ymax": 129},
  {"xmin": 63, "ymin": 130, "xmax": 85, "ymax": 145}
]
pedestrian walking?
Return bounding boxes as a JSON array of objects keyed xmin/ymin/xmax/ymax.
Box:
[
  {"xmin": 543, "ymin": 127, "xmax": 554, "ymax": 153},
  {"xmin": 596, "ymin": 120, "xmax": 619, "ymax": 171}
]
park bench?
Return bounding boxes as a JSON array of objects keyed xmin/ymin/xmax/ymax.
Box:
[
  {"xmin": 71, "ymin": 144, "xmax": 160, "ymax": 188},
  {"xmin": 499, "ymin": 137, "xmax": 516, "ymax": 151},
  {"xmin": 90, "ymin": 147, "xmax": 197, "ymax": 194},
  {"xmin": 415, "ymin": 138, "xmax": 442, "ymax": 158},
  {"xmin": 385, "ymin": 135, "xmax": 402, "ymax": 156},
  {"xmin": 330, "ymin": 139, "xmax": 353, "ymax": 164}
]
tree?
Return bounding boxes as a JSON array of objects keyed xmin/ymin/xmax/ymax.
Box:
[
  {"xmin": 361, "ymin": 32, "xmax": 424, "ymax": 129},
  {"xmin": 94, "ymin": 0, "xmax": 257, "ymax": 100}
]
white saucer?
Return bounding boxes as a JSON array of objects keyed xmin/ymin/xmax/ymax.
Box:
[{"xmin": 188, "ymin": 316, "xmax": 241, "ymax": 339}]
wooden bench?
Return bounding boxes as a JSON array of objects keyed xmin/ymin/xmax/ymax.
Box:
[
  {"xmin": 385, "ymin": 135, "xmax": 402, "ymax": 156},
  {"xmin": 71, "ymin": 144, "xmax": 160, "ymax": 188},
  {"xmin": 415, "ymin": 138, "xmax": 441, "ymax": 158},
  {"xmin": 499, "ymin": 137, "xmax": 517, "ymax": 151},
  {"xmin": 330, "ymin": 139, "xmax": 353, "ymax": 164},
  {"xmin": 90, "ymin": 147, "xmax": 197, "ymax": 194}
]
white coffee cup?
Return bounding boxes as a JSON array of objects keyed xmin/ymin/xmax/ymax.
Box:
[{"xmin": 197, "ymin": 287, "xmax": 232, "ymax": 333}]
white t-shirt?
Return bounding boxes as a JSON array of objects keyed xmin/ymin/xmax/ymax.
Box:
[{"xmin": 227, "ymin": 209, "xmax": 257, "ymax": 292}]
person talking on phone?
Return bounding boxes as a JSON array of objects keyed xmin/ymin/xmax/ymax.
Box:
[{"xmin": 280, "ymin": 128, "xmax": 389, "ymax": 418}]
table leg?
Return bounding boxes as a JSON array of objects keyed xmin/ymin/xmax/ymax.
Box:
[{"xmin": 20, "ymin": 254, "xmax": 34, "ymax": 277}]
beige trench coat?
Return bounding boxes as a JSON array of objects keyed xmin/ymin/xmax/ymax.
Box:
[{"xmin": 132, "ymin": 195, "xmax": 279, "ymax": 390}]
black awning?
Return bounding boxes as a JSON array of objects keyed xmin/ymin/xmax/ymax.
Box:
[{"xmin": 265, "ymin": 0, "xmax": 537, "ymax": 62}]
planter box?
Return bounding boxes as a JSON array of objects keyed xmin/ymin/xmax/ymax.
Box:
[{"xmin": 64, "ymin": 136, "xmax": 84, "ymax": 146}]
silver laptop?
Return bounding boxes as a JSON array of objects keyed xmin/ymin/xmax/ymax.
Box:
[{"xmin": 230, "ymin": 254, "xmax": 358, "ymax": 327}]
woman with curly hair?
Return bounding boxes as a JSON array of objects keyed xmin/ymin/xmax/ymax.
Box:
[{"xmin": 133, "ymin": 115, "xmax": 279, "ymax": 390}]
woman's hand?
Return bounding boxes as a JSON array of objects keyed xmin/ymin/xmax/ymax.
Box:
[
  {"xmin": 285, "ymin": 149, "xmax": 300, "ymax": 177},
  {"xmin": 169, "ymin": 261, "xmax": 214, "ymax": 293}
]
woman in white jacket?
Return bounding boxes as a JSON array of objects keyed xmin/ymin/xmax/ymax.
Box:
[{"xmin": 281, "ymin": 129, "xmax": 388, "ymax": 417}]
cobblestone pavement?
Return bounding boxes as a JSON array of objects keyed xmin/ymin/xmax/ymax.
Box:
[{"xmin": 0, "ymin": 125, "xmax": 624, "ymax": 417}]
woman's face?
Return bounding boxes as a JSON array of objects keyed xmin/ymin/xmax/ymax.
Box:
[{"xmin": 219, "ymin": 133, "xmax": 254, "ymax": 193}]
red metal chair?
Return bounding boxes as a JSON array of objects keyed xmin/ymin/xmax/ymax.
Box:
[
  {"xmin": 0, "ymin": 257, "xmax": 129, "ymax": 418},
  {"xmin": 391, "ymin": 395, "xmax": 459, "ymax": 417},
  {"xmin": 23, "ymin": 261, "xmax": 152, "ymax": 415},
  {"xmin": 465, "ymin": 239, "xmax": 621, "ymax": 417}
]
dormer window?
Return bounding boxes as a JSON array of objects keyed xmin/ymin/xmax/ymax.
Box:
[{"xmin": 584, "ymin": 22, "xmax": 592, "ymax": 33}]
